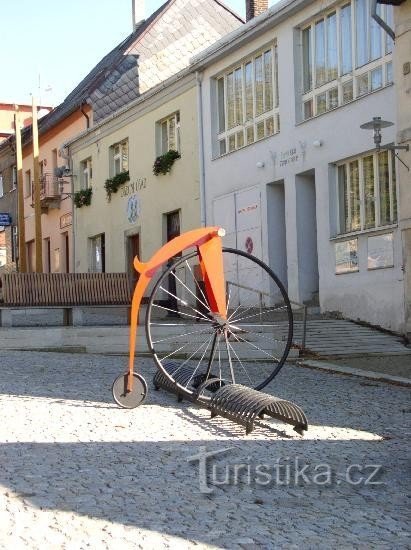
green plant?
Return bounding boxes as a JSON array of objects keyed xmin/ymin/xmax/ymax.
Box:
[
  {"xmin": 104, "ymin": 170, "xmax": 130, "ymax": 201},
  {"xmin": 74, "ymin": 187, "xmax": 92, "ymax": 208},
  {"xmin": 153, "ymin": 150, "xmax": 181, "ymax": 176}
]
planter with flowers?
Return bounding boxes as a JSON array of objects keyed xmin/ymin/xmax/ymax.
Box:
[
  {"xmin": 153, "ymin": 150, "xmax": 181, "ymax": 176},
  {"xmin": 74, "ymin": 187, "xmax": 93, "ymax": 208}
]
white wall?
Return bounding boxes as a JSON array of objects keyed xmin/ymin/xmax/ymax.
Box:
[{"xmin": 200, "ymin": 0, "xmax": 404, "ymax": 332}]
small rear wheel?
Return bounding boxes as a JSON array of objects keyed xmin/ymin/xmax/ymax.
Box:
[{"xmin": 112, "ymin": 373, "xmax": 148, "ymax": 409}]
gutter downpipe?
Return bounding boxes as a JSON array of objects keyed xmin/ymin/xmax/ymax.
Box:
[
  {"xmin": 60, "ymin": 145, "xmax": 76, "ymax": 273},
  {"xmin": 371, "ymin": 0, "xmax": 395, "ymax": 41},
  {"xmin": 196, "ymin": 71, "xmax": 206, "ymax": 227},
  {"xmin": 80, "ymin": 100, "xmax": 90, "ymax": 129}
]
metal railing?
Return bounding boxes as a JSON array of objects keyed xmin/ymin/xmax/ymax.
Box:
[
  {"xmin": 226, "ymin": 280, "xmax": 308, "ymax": 354},
  {"xmin": 32, "ymin": 173, "xmax": 62, "ymax": 202}
]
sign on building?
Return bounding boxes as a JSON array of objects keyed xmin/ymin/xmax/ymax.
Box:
[{"xmin": 0, "ymin": 213, "xmax": 12, "ymax": 226}]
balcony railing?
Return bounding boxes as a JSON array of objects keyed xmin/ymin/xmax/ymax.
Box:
[{"xmin": 31, "ymin": 173, "xmax": 62, "ymax": 210}]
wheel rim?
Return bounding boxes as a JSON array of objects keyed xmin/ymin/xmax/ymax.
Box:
[{"xmin": 146, "ymin": 248, "xmax": 293, "ymax": 398}]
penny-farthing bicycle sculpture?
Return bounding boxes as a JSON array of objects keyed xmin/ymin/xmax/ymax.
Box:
[{"xmin": 112, "ymin": 226, "xmax": 294, "ymax": 409}]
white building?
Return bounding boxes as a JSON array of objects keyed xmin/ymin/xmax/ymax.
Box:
[{"xmin": 192, "ymin": 0, "xmax": 404, "ymax": 333}]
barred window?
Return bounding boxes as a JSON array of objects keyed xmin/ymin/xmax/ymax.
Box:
[
  {"xmin": 338, "ymin": 151, "xmax": 397, "ymax": 235},
  {"xmin": 216, "ymin": 44, "xmax": 279, "ymax": 156}
]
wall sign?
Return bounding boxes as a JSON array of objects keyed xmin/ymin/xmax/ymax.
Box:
[
  {"xmin": 367, "ymin": 233, "xmax": 394, "ymax": 270},
  {"xmin": 335, "ymin": 239, "xmax": 359, "ymax": 274},
  {"xmin": 279, "ymin": 148, "xmax": 299, "ymax": 167},
  {"xmin": 245, "ymin": 236, "xmax": 254, "ymax": 254},
  {"xmin": 0, "ymin": 213, "xmax": 12, "ymax": 226},
  {"xmin": 127, "ymin": 194, "xmax": 140, "ymax": 224},
  {"xmin": 60, "ymin": 212, "xmax": 72, "ymax": 229},
  {"xmin": 120, "ymin": 178, "xmax": 147, "ymax": 198}
]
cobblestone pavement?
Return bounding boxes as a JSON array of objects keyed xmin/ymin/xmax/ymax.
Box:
[{"xmin": 0, "ymin": 350, "xmax": 409, "ymax": 549}]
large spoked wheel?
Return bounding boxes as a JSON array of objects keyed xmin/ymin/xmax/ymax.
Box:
[{"xmin": 146, "ymin": 248, "xmax": 293, "ymax": 400}]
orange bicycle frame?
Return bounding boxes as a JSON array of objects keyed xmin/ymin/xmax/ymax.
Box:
[{"xmin": 126, "ymin": 226, "xmax": 227, "ymax": 391}]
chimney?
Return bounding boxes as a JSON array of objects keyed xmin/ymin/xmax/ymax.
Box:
[
  {"xmin": 132, "ymin": 0, "xmax": 144, "ymax": 32},
  {"xmin": 246, "ymin": 0, "xmax": 268, "ymax": 21}
]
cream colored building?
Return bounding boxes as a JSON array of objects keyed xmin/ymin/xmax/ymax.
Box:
[{"xmin": 67, "ymin": 71, "xmax": 201, "ymax": 282}]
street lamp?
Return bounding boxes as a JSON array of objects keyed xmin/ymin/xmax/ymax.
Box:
[{"xmin": 360, "ymin": 116, "xmax": 409, "ymax": 170}]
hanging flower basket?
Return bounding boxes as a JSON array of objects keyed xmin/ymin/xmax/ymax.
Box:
[
  {"xmin": 74, "ymin": 187, "xmax": 92, "ymax": 208},
  {"xmin": 104, "ymin": 170, "xmax": 130, "ymax": 201},
  {"xmin": 153, "ymin": 150, "xmax": 181, "ymax": 176}
]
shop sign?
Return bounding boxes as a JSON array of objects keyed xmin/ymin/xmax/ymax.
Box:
[
  {"xmin": 367, "ymin": 233, "xmax": 394, "ymax": 270},
  {"xmin": 60, "ymin": 212, "xmax": 72, "ymax": 229},
  {"xmin": 0, "ymin": 213, "xmax": 12, "ymax": 226},
  {"xmin": 335, "ymin": 239, "xmax": 359, "ymax": 274},
  {"xmin": 120, "ymin": 178, "xmax": 147, "ymax": 198}
]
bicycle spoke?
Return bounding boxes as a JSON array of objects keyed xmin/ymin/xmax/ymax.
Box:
[
  {"xmin": 152, "ymin": 302, "xmax": 213, "ymax": 322},
  {"xmin": 186, "ymin": 333, "xmax": 215, "ymax": 387},
  {"xmin": 230, "ymin": 305, "xmax": 288, "ymax": 325},
  {"xmin": 159, "ymin": 285, "xmax": 211, "ymax": 322},
  {"xmin": 185, "ymin": 260, "xmax": 211, "ymax": 312},
  {"xmin": 170, "ymin": 270, "xmax": 211, "ymax": 314},
  {"xmin": 226, "ymin": 339, "xmax": 254, "ymax": 386},
  {"xmin": 151, "ymin": 325, "xmax": 212, "ymax": 345},
  {"xmin": 229, "ymin": 331, "xmax": 282, "ymax": 362}
]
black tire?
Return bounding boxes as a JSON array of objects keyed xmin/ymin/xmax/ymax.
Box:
[
  {"xmin": 146, "ymin": 248, "xmax": 293, "ymax": 399},
  {"xmin": 112, "ymin": 372, "xmax": 148, "ymax": 409}
]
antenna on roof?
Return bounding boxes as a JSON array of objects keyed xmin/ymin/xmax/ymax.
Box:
[{"xmin": 132, "ymin": 0, "xmax": 144, "ymax": 32}]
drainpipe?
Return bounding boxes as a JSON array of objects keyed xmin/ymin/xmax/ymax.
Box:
[
  {"xmin": 371, "ymin": 0, "xmax": 395, "ymax": 41},
  {"xmin": 196, "ymin": 71, "xmax": 206, "ymax": 227},
  {"xmin": 80, "ymin": 100, "xmax": 90, "ymax": 129},
  {"xmin": 60, "ymin": 145, "xmax": 76, "ymax": 273}
]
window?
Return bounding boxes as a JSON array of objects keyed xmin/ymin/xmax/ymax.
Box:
[
  {"xmin": 337, "ymin": 150, "xmax": 397, "ymax": 235},
  {"xmin": 12, "ymin": 166, "xmax": 17, "ymax": 189},
  {"xmin": 111, "ymin": 140, "xmax": 128, "ymax": 176},
  {"xmin": 158, "ymin": 112, "xmax": 180, "ymax": 155},
  {"xmin": 25, "ymin": 170, "xmax": 31, "ymax": 197},
  {"xmin": 0, "ymin": 174, "xmax": 3, "ymax": 197},
  {"xmin": 216, "ymin": 43, "xmax": 279, "ymax": 156},
  {"xmin": 301, "ymin": 0, "xmax": 394, "ymax": 120},
  {"xmin": 89, "ymin": 234, "xmax": 105, "ymax": 273},
  {"xmin": 80, "ymin": 157, "xmax": 92, "ymax": 189}
]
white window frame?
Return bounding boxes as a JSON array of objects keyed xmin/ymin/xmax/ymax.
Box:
[
  {"xmin": 111, "ymin": 139, "xmax": 128, "ymax": 176},
  {"xmin": 80, "ymin": 157, "xmax": 93, "ymax": 190},
  {"xmin": 0, "ymin": 174, "xmax": 3, "ymax": 197},
  {"xmin": 336, "ymin": 150, "xmax": 397, "ymax": 236},
  {"xmin": 158, "ymin": 112, "xmax": 180, "ymax": 155},
  {"xmin": 215, "ymin": 42, "xmax": 279, "ymax": 157},
  {"xmin": 12, "ymin": 165, "xmax": 17, "ymax": 189},
  {"xmin": 24, "ymin": 169, "xmax": 31, "ymax": 197},
  {"xmin": 301, "ymin": 0, "xmax": 393, "ymax": 121}
]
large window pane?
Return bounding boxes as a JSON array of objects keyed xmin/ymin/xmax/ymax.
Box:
[
  {"xmin": 315, "ymin": 20, "xmax": 326, "ymax": 86},
  {"xmin": 356, "ymin": 0, "xmax": 368, "ymax": 67},
  {"xmin": 391, "ymin": 154, "xmax": 397, "ymax": 222},
  {"xmin": 386, "ymin": 6, "xmax": 394, "ymax": 54},
  {"xmin": 234, "ymin": 67, "xmax": 243, "ymax": 125},
  {"xmin": 302, "ymin": 27, "xmax": 312, "ymax": 92},
  {"xmin": 349, "ymin": 160, "xmax": 361, "ymax": 231},
  {"xmin": 326, "ymin": 12, "xmax": 338, "ymax": 82},
  {"xmin": 378, "ymin": 151, "xmax": 390, "ymax": 226},
  {"xmin": 227, "ymin": 72, "xmax": 235, "ymax": 129},
  {"xmin": 218, "ymin": 78, "xmax": 225, "ymax": 132},
  {"xmin": 274, "ymin": 45, "xmax": 279, "ymax": 107},
  {"xmin": 363, "ymin": 156, "xmax": 375, "ymax": 229},
  {"xmin": 245, "ymin": 62, "xmax": 253, "ymax": 120},
  {"xmin": 340, "ymin": 4, "xmax": 352, "ymax": 75},
  {"xmin": 370, "ymin": 3, "xmax": 382, "ymax": 61},
  {"xmin": 255, "ymin": 55, "xmax": 264, "ymax": 116},
  {"xmin": 264, "ymin": 50, "xmax": 273, "ymax": 111},
  {"xmin": 338, "ymin": 165, "xmax": 349, "ymax": 233}
]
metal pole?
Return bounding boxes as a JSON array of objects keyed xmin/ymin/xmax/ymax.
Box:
[
  {"xmin": 301, "ymin": 305, "xmax": 307, "ymax": 355},
  {"xmin": 32, "ymin": 96, "xmax": 43, "ymax": 272},
  {"xmin": 14, "ymin": 109, "xmax": 27, "ymax": 272}
]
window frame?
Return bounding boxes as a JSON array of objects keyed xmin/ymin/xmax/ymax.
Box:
[
  {"xmin": 215, "ymin": 42, "xmax": 280, "ymax": 157},
  {"xmin": 80, "ymin": 157, "xmax": 93, "ymax": 190},
  {"xmin": 301, "ymin": 0, "xmax": 393, "ymax": 121},
  {"xmin": 336, "ymin": 150, "xmax": 397, "ymax": 236},
  {"xmin": 110, "ymin": 139, "xmax": 128, "ymax": 177},
  {"xmin": 24, "ymin": 169, "xmax": 31, "ymax": 198},
  {"xmin": 158, "ymin": 112, "xmax": 181, "ymax": 155}
]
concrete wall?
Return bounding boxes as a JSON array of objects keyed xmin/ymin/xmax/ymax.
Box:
[
  {"xmin": 394, "ymin": 1, "xmax": 411, "ymax": 338},
  {"xmin": 70, "ymin": 76, "xmax": 201, "ymax": 278},
  {"xmin": 200, "ymin": 0, "xmax": 404, "ymax": 332}
]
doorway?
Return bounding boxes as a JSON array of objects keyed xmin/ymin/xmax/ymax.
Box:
[
  {"xmin": 165, "ymin": 211, "xmax": 180, "ymax": 314},
  {"xmin": 267, "ymin": 182, "xmax": 287, "ymax": 292},
  {"xmin": 127, "ymin": 233, "xmax": 140, "ymax": 289},
  {"xmin": 296, "ymin": 171, "xmax": 319, "ymax": 304}
]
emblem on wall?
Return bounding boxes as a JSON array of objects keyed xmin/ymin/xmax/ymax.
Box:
[
  {"xmin": 245, "ymin": 236, "xmax": 254, "ymax": 254},
  {"xmin": 127, "ymin": 194, "xmax": 140, "ymax": 224}
]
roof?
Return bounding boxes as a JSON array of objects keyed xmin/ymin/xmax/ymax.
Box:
[
  {"xmin": 191, "ymin": 0, "xmax": 313, "ymax": 69},
  {"xmin": 21, "ymin": 0, "xmax": 174, "ymax": 146}
]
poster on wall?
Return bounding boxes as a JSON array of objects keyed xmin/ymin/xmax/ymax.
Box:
[
  {"xmin": 367, "ymin": 233, "xmax": 394, "ymax": 270},
  {"xmin": 335, "ymin": 239, "xmax": 359, "ymax": 274}
]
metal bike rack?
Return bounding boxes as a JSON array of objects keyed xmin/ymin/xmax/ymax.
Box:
[
  {"xmin": 206, "ymin": 383, "xmax": 308, "ymax": 435},
  {"xmin": 154, "ymin": 364, "xmax": 308, "ymax": 435}
]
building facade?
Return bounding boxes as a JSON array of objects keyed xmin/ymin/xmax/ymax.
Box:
[
  {"xmin": 67, "ymin": 72, "xmax": 201, "ymax": 282},
  {"xmin": 193, "ymin": 0, "xmax": 405, "ymax": 333}
]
